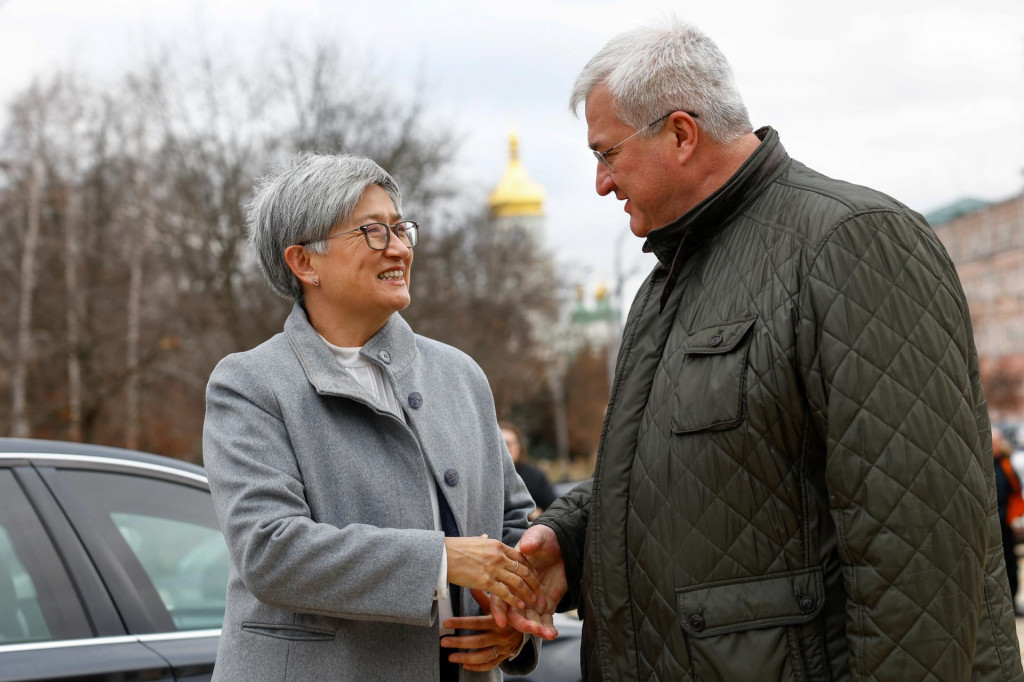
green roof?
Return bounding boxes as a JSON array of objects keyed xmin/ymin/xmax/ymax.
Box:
[
  {"xmin": 924, "ymin": 198, "xmax": 991, "ymax": 226},
  {"xmin": 571, "ymin": 298, "xmax": 618, "ymax": 324}
]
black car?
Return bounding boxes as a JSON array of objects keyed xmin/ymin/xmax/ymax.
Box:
[
  {"xmin": 0, "ymin": 439, "xmax": 580, "ymax": 681},
  {"xmin": 0, "ymin": 438, "xmax": 225, "ymax": 681}
]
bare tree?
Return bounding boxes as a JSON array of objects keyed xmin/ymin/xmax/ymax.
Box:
[
  {"xmin": 64, "ymin": 187, "xmax": 83, "ymax": 440},
  {"xmin": 11, "ymin": 155, "xmax": 43, "ymax": 437},
  {"xmin": 404, "ymin": 213, "xmax": 565, "ymax": 419},
  {"xmin": 0, "ymin": 34, "xmax": 575, "ymax": 459}
]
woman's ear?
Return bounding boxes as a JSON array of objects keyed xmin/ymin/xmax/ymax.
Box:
[{"xmin": 284, "ymin": 245, "xmax": 320, "ymax": 288}]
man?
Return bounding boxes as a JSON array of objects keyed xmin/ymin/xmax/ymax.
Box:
[{"xmin": 497, "ymin": 21, "xmax": 1024, "ymax": 682}]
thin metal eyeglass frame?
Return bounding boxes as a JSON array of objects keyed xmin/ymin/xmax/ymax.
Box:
[
  {"xmin": 592, "ymin": 110, "xmax": 699, "ymax": 170},
  {"xmin": 298, "ymin": 221, "xmax": 419, "ymax": 251}
]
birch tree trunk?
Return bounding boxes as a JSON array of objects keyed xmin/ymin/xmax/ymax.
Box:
[
  {"xmin": 11, "ymin": 157, "xmax": 43, "ymax": 438},
  {"xmin": 124, "ymin": 206, "xmax": 145, "ymax": 451},
  {"xmin": 547, "ymin": 361, "xmax": 571, "ymax": 481},
  {"xmin": 124, "ymin": 183, "xmax": 154, "ymax": 451},
  {"xmin": 64, "ymin": 187, "xmax": 83, "ymax": 441}
]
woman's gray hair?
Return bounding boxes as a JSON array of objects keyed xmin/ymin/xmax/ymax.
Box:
[
  {"xmin": 569, "ymin": 21, "xmax": 751, "ymax": 144},
  {"xmin": 247, "ymin": 152, "xmax": 402, "ymax": 300}
]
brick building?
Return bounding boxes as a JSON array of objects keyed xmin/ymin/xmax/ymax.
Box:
[{"xmin": 930, "ymin": 194, "xmax": 1024, "ymax": 417}]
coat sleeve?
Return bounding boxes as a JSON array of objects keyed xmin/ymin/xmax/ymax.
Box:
[
  {"xmin": 203, "ymin": 354, "xmax": 444, "ymax": 626},
  {"xmin": 453, "ymin": 364, "xmax": 542, "ymax": 677},
  {"xmin": 797, "ymin": 209, "xmax": 996, "ymax": 681},
  {"xmin": 534, "ymin": 478, "xmax": 593, "ymax": 611}
]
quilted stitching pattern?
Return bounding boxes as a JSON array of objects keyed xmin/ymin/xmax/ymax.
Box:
[
  {"xmin": 800, "ymin": 208, "xmax": 995, "ymax": 680},
  {"xmin": 554, "ymin": 153, "xmax": 1022, "ymax": 682}
]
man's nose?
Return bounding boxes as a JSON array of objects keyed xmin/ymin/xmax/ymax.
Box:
[{"xmin": 595, "ymin": 162, "xmax": 615, "ymax": 196}]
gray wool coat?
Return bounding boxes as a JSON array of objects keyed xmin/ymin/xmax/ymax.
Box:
[{"xmin": 203, "ymin": 303, "xmax": 539, "ymax": 681}]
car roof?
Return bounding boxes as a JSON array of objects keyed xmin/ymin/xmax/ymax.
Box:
[{"xmin": 0, "ymin": 437, "xmax": 206, "ymax": 479}]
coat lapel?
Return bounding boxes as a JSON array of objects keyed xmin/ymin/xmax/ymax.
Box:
[{"xmin": 284, "ymin": 302, "xmax": 412, "ymax": 411}]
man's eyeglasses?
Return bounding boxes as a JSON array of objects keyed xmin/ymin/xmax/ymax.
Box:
[
  {"xmin": 592, "ymin": 110, "xmax": 699, "ymax": 171},
  {"xmin": 299, "ymin": 221, "xmax": 419, "ymax": 251}
]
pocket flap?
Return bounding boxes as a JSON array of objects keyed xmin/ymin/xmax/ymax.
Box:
[
  {"xmin": 682, "ymin": 316, "xmax": 757, "ymax": 355},
  {"xmin": 677, "ymin": 567, "xmax": 824, "ymax": 639},
  {"xmin": 241, "ymin": 621, "xmax": 336, "ymax": 641}
]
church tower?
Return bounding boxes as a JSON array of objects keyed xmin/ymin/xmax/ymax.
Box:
[{"xmin": 487, "ymin": 131, "xmax": 546, "ymax": 244}]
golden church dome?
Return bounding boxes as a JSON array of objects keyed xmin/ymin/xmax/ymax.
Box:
[{"xmin": 488, "ymin": 132, "xmax": 545, "ymax": 218}]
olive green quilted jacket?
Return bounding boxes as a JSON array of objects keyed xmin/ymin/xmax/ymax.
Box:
[{"xmin": 537, "ymin": 128, "xmax": 1023, "ymax": 682}]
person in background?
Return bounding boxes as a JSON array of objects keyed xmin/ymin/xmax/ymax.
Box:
[
  {"xmin": 500, "ymin": 422, "xmax": 557, "ymax": 521},
  {"xmin": 203, "ymin": 152, "xmax": 540, "ymax": 682},
  {"xmin": 993, "ymin": 428, "xmax": 1023, "ymax": 614}
]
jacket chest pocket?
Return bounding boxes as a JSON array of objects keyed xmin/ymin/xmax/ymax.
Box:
[{"xmin": 672, "ymin": 316, "xmax": 757, "ymax": 434}]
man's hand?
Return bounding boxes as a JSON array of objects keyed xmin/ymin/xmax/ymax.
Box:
[
  {"xmin": 441, "ymin": 589, "xmax": 524, "ymax": 672},
  {"xmin": 491, "ymin": 524, "xmax": 567, "ymax": 640}
]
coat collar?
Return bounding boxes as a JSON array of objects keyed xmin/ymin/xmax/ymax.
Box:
[
  {"xmin": 283, "ymin": 302, "xmax": 418, "ymax": 398},
  {"xmin": 642, "ymin": 126, "xmax": 791, "ymax": 312}
]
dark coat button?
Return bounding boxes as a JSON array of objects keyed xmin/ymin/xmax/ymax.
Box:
[
  {"xmin": 408, "ymin": 392, "xmax": 423, "ymax": 409},
  {"xmin": 443, "ymin": 468, "xmax": 459, "ymax": 486},
  {"xmin": 378, "ymin": 349, "xmax": 391, "ymax": 364},
  {"xmin": 688, "ymin": 615, "xmax": 705, "ymax": 632},
  {"xmin": 709, "ymin": 334, "xmax": 723, "ymax": 347},
  {"xmin": 799, "ymin": 597, "xmax": 816, "ymax": 613}
]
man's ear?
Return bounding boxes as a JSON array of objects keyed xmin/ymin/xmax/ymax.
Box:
[
  {"xmin": 668, "ymin": 111, "xmax": 699, "ymax": 164},
  {"xmin": 284, "ymin": 244, "xmax": 319, "ymax": 287}
]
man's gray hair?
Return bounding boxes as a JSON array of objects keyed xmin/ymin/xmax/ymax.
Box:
[
  {"xmin": 569, "ymin": 21, "xmax": 751, "ymax": 144},
  {"xmin": 247, "ymin": 152, "xmax": 402, "ymax": 300}
]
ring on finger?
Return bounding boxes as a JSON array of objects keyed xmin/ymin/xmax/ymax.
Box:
[
  {"xmin": 511, "ymin": 560, "xmax": 519, "ymax": 575},
  {"xmin": 491, "ymin": 647, "xmax": 499, "ymax": 660}
]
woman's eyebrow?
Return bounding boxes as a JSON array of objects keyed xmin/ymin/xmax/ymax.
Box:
[{"xmin": 352, "ymin": 211, "xmax": 400, "ymax": 224}]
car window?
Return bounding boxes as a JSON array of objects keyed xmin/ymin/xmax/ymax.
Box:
[
  {"xmin": 0, "ymin": 470, "xmax": 92, "ymax": 645},
  {"xmin": 51, "ymin": 469, "xmax": 229, "ymax": 633},
  {"xmin": 0, "ymin": 525, "xmax": 48, "ymax": 644},
  {"xmin": 110, "ymin": 512, "xmax": 228, "ymax": 630}
]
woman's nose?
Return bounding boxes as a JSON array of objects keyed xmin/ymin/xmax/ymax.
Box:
[{"xmin": 385, "ymin": 231, "xmax": 412, "ymax": 257}]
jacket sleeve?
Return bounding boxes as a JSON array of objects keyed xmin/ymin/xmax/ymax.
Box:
[
  {"xmin": 203, "ymin": 354, "xmax": 444, "ymax": 626},
  {"xmin": 535, "ymin": 478, "xmax": 593, "ymax": 611},
  {"xmin": 797, "ymin": 209, "xmax": 995, "ymax": 681}
]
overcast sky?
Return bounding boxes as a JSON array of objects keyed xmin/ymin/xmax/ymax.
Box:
[{"xmin": 2, "ymin": 0, "xmax": 1022, "ymax": 306}]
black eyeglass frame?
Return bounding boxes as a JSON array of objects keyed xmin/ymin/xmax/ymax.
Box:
[
  {"xmin": 297, "ymin": 221, "xmax": 419, "ymax": 251},
  {"xmin": 592, "ymin": 110, "xmax": 699, "ymax": 170}
]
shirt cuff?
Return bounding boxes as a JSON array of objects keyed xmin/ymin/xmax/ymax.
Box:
[
  {"xmin": 509, "ymin": 631, "xmax": 528, "ymax": 659},
  {"xmin": 435, "ymin": 542, "xmax": 449, "ymax": 601}
]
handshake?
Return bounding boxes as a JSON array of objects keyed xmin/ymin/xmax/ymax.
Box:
[
  {"xmin": 487, "ymin": 524, "xmax": 567, "ymax": 640},
  {"xmin": 441, "ymin": 525, "xmax": 567, "ymax": 672}
]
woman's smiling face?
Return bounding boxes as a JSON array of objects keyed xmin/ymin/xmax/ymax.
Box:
[{"xmin": 310, "ymin": 184, "xmax": 414, "ymax": 329}]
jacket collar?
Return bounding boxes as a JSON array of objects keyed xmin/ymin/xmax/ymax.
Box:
[
  {"xmin": 283, "ymin": 302, "xmax": 417, "ymax": 398},
  {"xmin": 643, "ymin": 127, "xmax": 790, "ymax": 311}
]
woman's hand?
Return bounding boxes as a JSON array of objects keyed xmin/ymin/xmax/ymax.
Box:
[
  {"xmin": 445, "ymin": 535, "xmax": 540, "ymax": 609},
  {"xmin": 441, "ymin": 589, "xmax": 526, "ymax": 672},
  {"xmin": 490, "ymin": 524, "xmax": 566, "ymax": 640}
]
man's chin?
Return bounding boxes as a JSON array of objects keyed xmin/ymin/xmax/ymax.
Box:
[{"xmin": 629, "ymin": 218, "xmax": 653, "ymax": 238}]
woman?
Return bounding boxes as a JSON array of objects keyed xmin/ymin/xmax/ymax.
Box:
[{"xmin": 203, "ymin": 153, "xmax": 539, "ymax": 681}]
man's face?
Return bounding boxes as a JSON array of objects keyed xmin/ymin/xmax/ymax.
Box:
[{"xmin": 585, "ymin": 83, "xmax": 684, "ymax": 238}]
